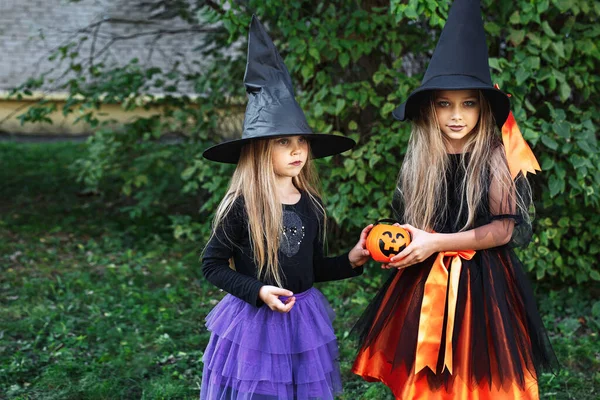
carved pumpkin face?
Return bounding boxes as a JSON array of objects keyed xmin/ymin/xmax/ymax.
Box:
[
  {"xmin": 366, "ymin": 223, "xmax": 411, "ymax": 263},
  {"xmin": 379, "ymin": 230, "xmax": 407, "ymax": 257}
]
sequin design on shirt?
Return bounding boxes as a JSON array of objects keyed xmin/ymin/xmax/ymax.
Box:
[{"xmin": 280, "ymin": 210, "xmax": 305, "ymax": 257}]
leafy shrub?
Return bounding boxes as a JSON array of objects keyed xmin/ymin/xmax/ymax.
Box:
[{"xmin": 13, "ymin": 0, "xmax": 600, "ymax": 284}]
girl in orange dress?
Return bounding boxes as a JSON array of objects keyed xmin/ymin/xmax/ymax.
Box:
[{"xmin": 352, "ymin": 1, "xmax": 558, "ymax": 398}]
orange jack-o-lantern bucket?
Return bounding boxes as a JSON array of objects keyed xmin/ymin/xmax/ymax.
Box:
[{"xmin": 366, "ymin": 219, "xmax": 411, "ymax": 263}]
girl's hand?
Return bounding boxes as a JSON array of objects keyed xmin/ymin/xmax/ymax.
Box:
[
  {"xmin": 259, "ymin": 286, "xmax": 296, "ymax": 313},
  {"xmin": 349, "ymin": 224, "xmax": 373, "ymax": 268},
  {"xmin": 384, "ymin": 224, "xmax": 438, "ymax": 269}
]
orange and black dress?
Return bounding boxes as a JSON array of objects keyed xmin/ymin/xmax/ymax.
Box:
[{"xmin": 352, "ymin": 153, "xmax": 558, "ymax": 399}]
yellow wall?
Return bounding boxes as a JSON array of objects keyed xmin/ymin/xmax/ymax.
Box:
[
  {"xmin": 0, "ymin": 91, "xmax": 170, "ymax": 135},
  {"xmin": 0, "ymin": 91, "xmax": 245, "ymax": 137}
]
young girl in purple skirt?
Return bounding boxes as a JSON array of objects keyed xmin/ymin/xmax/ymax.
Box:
[{"xmin": 199, "ymin": 16, "xmax": 372, "ymax": 400}]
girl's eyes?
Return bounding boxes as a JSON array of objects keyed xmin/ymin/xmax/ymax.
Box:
[
  {"xmin": 276, "ymin": 137, "xmax": 307, "ymax": 145},
  {"xmin": 435, "ymin": 100, "xmax": 478, "ymax": 107}
]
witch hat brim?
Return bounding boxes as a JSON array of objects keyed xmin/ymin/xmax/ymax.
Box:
[
  {"xmin": 202, "ymin": 133, "xmax": 355, "ymax": 164},
  {"xmin": 393, "ymin": 0, "xmax": 510, "ymax": 128},
  {"xmin": 392, "ymin": 76, "xmax": 510, "ymax": 128},
  {"xmin": 202, "ymin": 15, "xmax": 355, "ymax": 163}
]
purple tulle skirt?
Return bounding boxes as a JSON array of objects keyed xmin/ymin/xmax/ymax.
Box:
[{"xmin": 200, "ymin": 287, "xmax": 343, "ymax": 400}]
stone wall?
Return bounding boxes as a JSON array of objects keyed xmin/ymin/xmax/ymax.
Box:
[
  {"xmin": 0, "ymin": 0, "xmax": 210, "ymax": 93},
  {"xmin": 0, "ymin": 0, "xmax": 234, "ymax": 135}
]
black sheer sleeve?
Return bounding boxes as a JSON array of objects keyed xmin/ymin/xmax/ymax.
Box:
[{"xmin": 487, "ymin": 147, "xmax": 534, "ymax": 248}]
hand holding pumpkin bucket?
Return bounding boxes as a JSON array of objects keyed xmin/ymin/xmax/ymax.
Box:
[{"xmin": 366, "ymin": 219, "xmax": 411, "ymax": 263}]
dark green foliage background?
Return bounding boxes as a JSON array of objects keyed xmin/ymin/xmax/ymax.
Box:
[{"xmin": 15, "ymin": 0, "xmax": 598, "ymax": 284}]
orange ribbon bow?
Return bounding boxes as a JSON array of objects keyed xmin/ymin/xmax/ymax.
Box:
[
  {"xmin": 494, "ymin": 84, "xmax": 541, "ymax": 180},
  {"xmin": 415, "ymin": 250, "xmax": 476, "ymax": 375}
]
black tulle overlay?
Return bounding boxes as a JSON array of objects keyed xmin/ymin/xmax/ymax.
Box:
[{"xmin": 352, "ymin": 153, "xmax": 558, "ymax": 399}]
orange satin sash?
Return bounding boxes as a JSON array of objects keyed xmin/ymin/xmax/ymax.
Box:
[{"xmin": 415, "ymin": 250, "xmax": 476, "ymax": 375}]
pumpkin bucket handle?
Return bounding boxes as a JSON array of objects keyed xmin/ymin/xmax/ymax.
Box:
[
  {"xmin": 374, "ymin": 218, "xmax": 400, "ymax": 225},
  {"xmin": 372, "ymin": 219, "xmax": 411, "ymax": 241}
]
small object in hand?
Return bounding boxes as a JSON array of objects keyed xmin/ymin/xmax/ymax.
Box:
[{"xmin": 366, "ymin": 219, "xmax": 411, "ymax": 263}]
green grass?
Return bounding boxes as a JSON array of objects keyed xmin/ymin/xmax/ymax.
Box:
[{"xmin": 1, "ymin": 141, "xmax": 598, "ymax": 399}]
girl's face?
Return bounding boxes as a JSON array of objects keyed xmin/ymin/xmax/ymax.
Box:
[
  {"xmin": 271, "ymin": 135, "xmax": 309, "ymax": 180},
  {"xmin": 434, "ymin": 89, "xmax": 481, "ymax": 152}
]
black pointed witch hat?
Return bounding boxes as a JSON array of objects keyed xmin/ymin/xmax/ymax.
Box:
[
  {"xmin": 392, "ymin": 0, "xmax": 510, "ymax": 128},
  {"xmin": 203, "ymin": 15, "xmax": 355, "ymax": 164}
]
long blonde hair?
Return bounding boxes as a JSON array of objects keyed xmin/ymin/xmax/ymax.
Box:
[
  {"xmin": 399, "ymin": 90, "xmax": 530, "ymax": 231},
  {"xmin": 210, "ymin": 138, "xmax": 325, "ymax": 287}
]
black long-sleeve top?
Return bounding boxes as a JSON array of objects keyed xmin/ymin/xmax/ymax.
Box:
[{"xmin": 202, "ymin": 192, "xmax": 363, "ymax": 307}]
